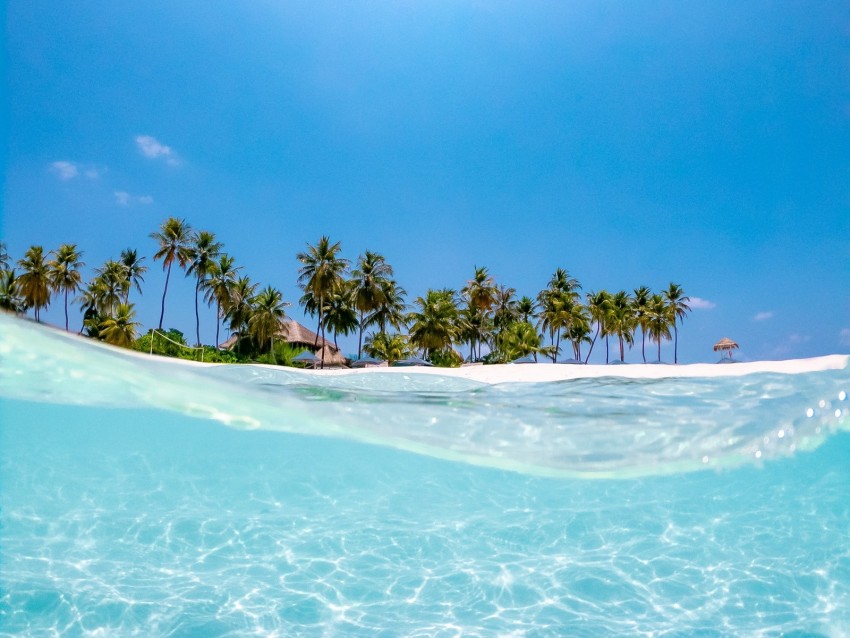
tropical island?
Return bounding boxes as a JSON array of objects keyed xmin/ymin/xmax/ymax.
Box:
[{"xmin": 0, "ymin": 217, "xmax": 692, "ymax": 368}]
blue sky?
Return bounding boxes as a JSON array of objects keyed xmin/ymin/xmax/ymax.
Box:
[{"xmin": 3, "ymin": 1, "xmax": 849, "ymax": 362}]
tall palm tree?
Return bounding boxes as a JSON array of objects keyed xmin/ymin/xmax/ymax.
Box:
[
  {"xmin": 150, "ymin": 217, "xmax": 193, "ymax": 330},
  {"xmin": 647, "ymin": 294, "xmax": 673, "ymax": 362},
  {"xmin": 367, "ymin": 278, "xmax": 407, "ymax": 334},
  {"xmin": 462, "ymin": 266, "xmax": 497, "ymax": 311},
  {"xmin": 663, "ymin": 282, "xmax": 691, "ymax": 364},
  {"xmin": 516, "ymin": 296, "xmax": 536, "ymax": 323},
  {"xmin": 186, "ymin": 230, "xmax": 223, "ymax": 345},
  {"xmin": 94, "ymin": 260, "xmax": 130, "ymax": 316},
  {"xmin": 323, "ymin": 283, "xmax": 358, "ymax": 350},
  {"xmin": 461, "ymin": 266, "xmax": 497, "ymax": 360},
  {"xmin": 202, "ymin": 254, "xmax": 241, "ymax": 348},
  {"xmin": 225, "ymin": 275, "xmax": 257, "ymax": 353},
  {"xmin": 608, "ymin": 290, "xmax": 635, "ymax": 362},
  {"xmin": 584, "ymin": 290, "xmax": 611, "ymax": 363},
  {"xmin": 566, "ymin": 303, "xmax": 591, "ymax": 360},
  {"xmin": 0, "ymin": 270, "xmax": 24, "ymax": 313},
  {"xmin": 119, "ymin": 248, "xmax": 147, "ymax": 303},
  {"xmin": 296, "ymin": 236, "xmax": 349, "ymax": 368},
  {"xmin": 17, "ymin": 246, "xmax": 51, "ymax": 321},
  {"xmin": 458, "ymin": 303, "xmax": 493, "ymax": 362},
  {"xmin": 408, "ymin": 288, "xmax": 460, "ymax": 360},
  {"xmin": 632, "ymin": 286, "xmax": 652, "ymax": 363},
  {"xmin": 351, "ymin": 251, "xmax": 393, "ymax": 358},
  {"xmin": 48, "ymin": 243, "xmax": 85, "ymax": 331},
  {"xmin": 548, "ymin": 268, "xmax": 582, "ymax": 296},
  {"xmin": 248, "ymin": 286, "xmax": 287, "ymax": 354},
  {"xmin": 100, "ymin": 303, "xmax": 140, "ymax": 348}
]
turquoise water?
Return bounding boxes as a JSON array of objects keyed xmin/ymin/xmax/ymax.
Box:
[{"xmin": 1, "ymin": 316, "xmax": 849, "ymax": 636}]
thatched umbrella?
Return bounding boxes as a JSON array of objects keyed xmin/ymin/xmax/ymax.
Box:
[{"xmin": 713, "ymin": 337, "xmax": 739, "ymax": 360}]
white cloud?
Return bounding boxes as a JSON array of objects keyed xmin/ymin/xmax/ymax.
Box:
[
  {"xmin": 840, "ymin": 328, "xmax": 850, "ymax": 347},
  {"xmin": 689, "ymin": 297, "xmax": 716, "ymax": 310},
  {"xmin": 114, "ymin": 191, "xmax": 153, "ymax": 206},
  {"xmin": 84, "ymin": 168, "xmax": 101, "ymax": 179},
  {"xmin": 50, "ymin": 161, "xmax": 78, "ymax": 180},
  {"xmin": 753, "ymin": 311, "xmax": 774, "ymax": 322},
  {"xmin": 135, "ymin": 135, "xmax": 179, "ymax": 165}
]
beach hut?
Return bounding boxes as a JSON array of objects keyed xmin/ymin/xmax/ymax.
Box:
[
  {"xmin": 219, "ymin": 318, "xmax": 348, "ymax": 368},
  {"xmin": 713, "ymin": 337, "xmax": 739, "ymax": 361}
]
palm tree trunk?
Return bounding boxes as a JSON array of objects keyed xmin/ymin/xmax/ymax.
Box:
[
  {"xmin": 194, "ymin": 278, "xmax": 201, "ymax": 346},
  {"xmin": 158, "ymin": 262, "xmax": 172, "ymax": 330},
  {"xmin": 585, "ymin": 323, "xmax": 601, "ymax": 363},
  {"xmin": 215, "ymin": 300, "xmax": 221, "ymax": 348},
  {"xmin": 619, "ymin": 336, "xmax": 625, "ymax": 362},
  {"xmin": 64, "ymin": 289, "xmax": 69, "ymax": 331},
  {"xmin": 358, "ymin": 310, "xmax": 364, "ymax": 359},
  {"xmin": 605, "ymin": 333, "xmax": 609, "ymax": 364},
  {"xmin": 641, "ymin": 328, "xmax": 646, "ymax": 363},
  {"xmin": 657, "ymin": 337, "xmax": 661, "ymax": 362},
  {"xmin": 554, "ymin": 332, "xmax": 560, "ymax": 363},
  {"xmin": 674, "ymin": 325, "xmax": 679, "ymax": 364}
]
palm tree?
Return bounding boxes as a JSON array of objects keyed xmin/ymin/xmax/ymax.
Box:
[
  {"xmin": 548, "ymin": 268, "xmax": 581, "ymax": 296},
  {"xmin": 202, "ymin": 254, "xmax": 241, "ymax": 348},
  {"xmin": 17, "ymin": 246, "xmax": 51, "ymax": 321},
  {"xmin": 76, "ymin": 277, "xmax": 108, "ymax": 336},
  {"xmin": 225, "ymin": 275, "xmax": 257, "ymax": 353},
  {"xmin": 367, "ymin": 278, "xmax": 407, "ymax": 334},
  {"xmin": 324, "ymin": 283, "xmax": 358, "ymax": 350},
  {"xmin": 663, "ymin": 282, "xmax": 691, "ymax": 364},
  {"xmin": 119, "ymin": 248, "xmax": 147, "ymax": 303},
  {"xmin": 647, "ymin": 294, "xmax": 673, "ymax": 362},
  {"xmin": 501, "ymin": 321, "xmax": 544, "ymax": 361},
  {"xmin": 462, "ymin": 266, "xmax": 497, "ymax": 311},
  {"xmin": 632, "ymin": 286, "xmax": 652, "ymax": 363},
  {"xmin": 584, "ymin": 290, "xmax": 611, "ymax": 363},
  {"xmin": 607, "ymin": 290, "xmax": 635, "ymax": 362},
  {"xmin": 0, "ymin": 242, "xmax": 10, "ymax": 272},
  {"xmin": 296, "ymin": 236, "xmax": 349, "ymax": 368},
  {"xmin": 408, "ymin": 288, "xmax": 460, "ymax": 360},
  {"xmin": 100, "ymin": 303, "xmax": 140, "ymax": 348},
  {"xmin": 150, "ymin": 217, "xmax": 193, "ymax": 330},
  {"xmin": 0, "ymin": 270, "xmax": 24, "ymax": 313},
  {"xmin": 365, "ymin": 332, "xmax": 412, "ymax": 365},
  {"xmin": 351, "ymin": 251, "xmax": 393, "ymax": 358},
  {"xmin": 186, "ymin": 230, "xmax": 223, "ymax": 345},
  {"xmin": 48, "ymin": 243, "xmax": 85, "ymax": 331},
  {"xmin": 94, "ymin": 260, "xmax": 130, "ymax": 316},
  {"xmin": 248, "ymin": 286, "xmax": 287, "ymax": 354},
  {"xmin": 566, "ymin": 303, "xmax": 591, "ymax": 360},
  {"xmin": 460, "ymin": 266, "xmax": 497, "ymax": 360},
  {"xmin": 516, "ymin": 296, "xmax": 536, "ymax": 323}
]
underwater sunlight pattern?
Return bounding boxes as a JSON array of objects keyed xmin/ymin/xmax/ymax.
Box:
[{"xmin": 1, "ymin": 315, "xmax": 849, "ymax": 636}]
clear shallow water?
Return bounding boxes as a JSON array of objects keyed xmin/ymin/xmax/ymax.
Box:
[{"xmin": 1, "ymin": 316, "xmax": 849, "ymax": 636}]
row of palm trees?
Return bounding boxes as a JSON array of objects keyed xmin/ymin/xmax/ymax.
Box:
[{"xmin": 0, "ymin": 220, "xmax": 691, "ymax": 365}]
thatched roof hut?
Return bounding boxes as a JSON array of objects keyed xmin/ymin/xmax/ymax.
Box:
[
  {"xmin": 220, "ymin": 318, "xmax": 348, "ymax": 367},
  {"xmin": 713, "ymin": 337, "xmax": 739, "ymax": 359}
]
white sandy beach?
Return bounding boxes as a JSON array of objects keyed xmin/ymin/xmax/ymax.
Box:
[{"xmin": 6, "ymin": 316, "xmax": 848, "ymax": 385}]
